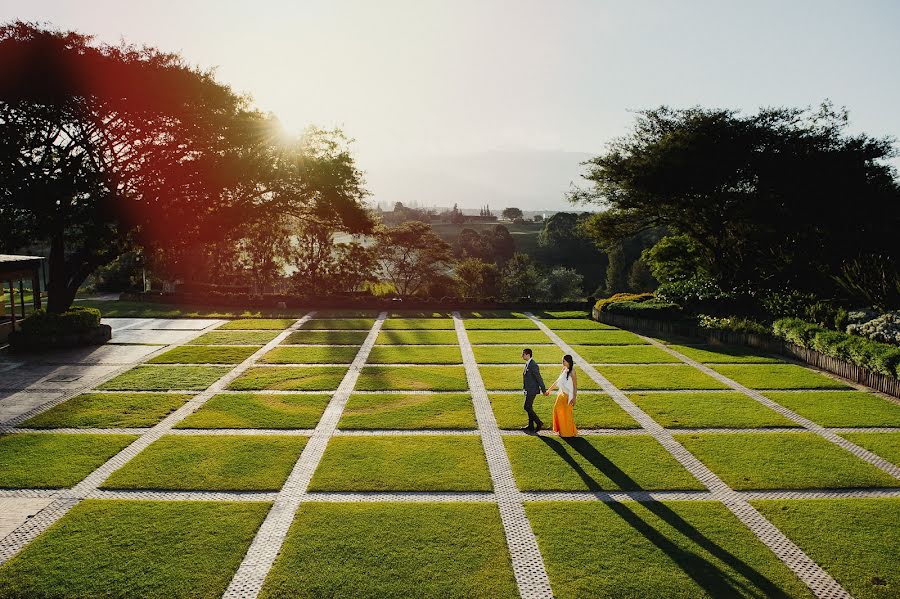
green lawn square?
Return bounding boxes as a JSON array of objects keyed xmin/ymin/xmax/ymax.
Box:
[
  {"xmin": 218, "ymin": 318, "xmax": 295, "ymax": 330},
  {"xmin": 458, "ymin": 310, "xmax": 526, "ymax": 319},
  {"xmin": 629, "ymin": 392, "xmax": 798, "ymax": 429},
  {"xmin": 259, "ymin": 503, "xmax": 517, "ymax": 599},
  {"xmin": 316, "ymin": 309, "xmax": 380, "ymax": 318},
  {"xmin": 763, "ymin": 391, "xmax": 900, "ymax": 427},
  {"xmin": 541, "ymin": 319, "xmax": 617, "ymax": 330},
  {"xmin": 479, "ymin": 365, "xmax": 601, "ymax": 391},
  {"xmin": 99, "ymin": 365, "xmax": 229, "ymax": 391},
  {"xmin": 260, "ymin": 346, "xmax": 359, "ymax": 364},
  {"xmin": 23, "ymin": 393, "xmax": 193, "ymax": 428},
  {"xmin": 463, "ymin": 318, "xmax": 539, "ymax": 330},
  {"xmin": 367, "ymin": 345, "xmax": 462, "ymax": 364},
  {"xmin": 531, "ymin": 310, "xmax": 590, "ymax": 319},
  {"xmin": 472, "ymin": 345, "xmax": 556, "ymax": 364},
  {"xmin": 309, "ymin": 436, "xmax": 492, "ymax": 491},
  {"xmin": 465, "ymin": 330, "xmax": 551, "ymax": 344},
  {"xmin": 0, "ymin": 433, "xmax": 137, "ymax": 488},
  {"xmin": 489, "ymin": 393, "xmax": 638, "ymax": 429},
  {"xmin": 503, "ymin": 436, "xmax": 704, "ymax": 491},
  {"xmin": 381, "ymin": 318, "xmax": 455, "ymax": 329},
  {"xmin": 526, "ymin": 501, "xmax": 811, "ymax": 599},
  {"xmin": 147, "ymin": 345, "xmax": 258, "ymax": 364},
  {"xmin": 709, "ymin": 364, "xmax": 850, "ymax": 389},
  {"xmin": 390, "ymin": 311, "xmax": 454, "ymax": 318},
  {"xmin": 554, "ymin": 330, "xmax": 650, "ymax": 345},
  {"xmin": 282, "ymin": 330, "xmax": 369, "ymax": 345},
  {"xmin": 355, "ymin": 366, "xmax": 468, "ymax": 391},
  {"xmin": 177, "ymin": 393, "xmax": 331, "ymax": 429},
  {"xmin": 102, "ymin": 435, "xmax": 308, "ymax": 491},
  {"xmin": 675, "ymin": 432, "xmax": 900, "ymax": 490},
  {"xmin": 303, "ymin": 318, "xmax": 375, "ymax": 330},
  {"xmin": 572, "ymin": 344, "xmax": 681, "ymax": 364},
  {"xmin": 753, "ymin": 498, "xmax": 900, "ymax": 599},
  {"xmin": 339, "ymin": 393, "xmax": 475, "ymax": 429},
  {"xmin": 0, "ymin": 500, "xmax": 270, "ymax": 598},
  {"xmin": 228, "ymin": 366, "xmax": 347, "ymax": 390},
  {"xmin": 669, "ymin": 344, "xmax": 784, "ymax": 363},
  {"xmin": 841, "ymin": 432, "xmax": 900, "ymax": 466},
  {"xmin": 190, "ymin": 330, "xmax": 278, "ymax": 345},
  {"xmin": 376, "ymin": 330, "xmax": 459, "ymax": 345},
  {"xmin": 596, "ymin": 365, "xmax": 728, "ymax": 390}
]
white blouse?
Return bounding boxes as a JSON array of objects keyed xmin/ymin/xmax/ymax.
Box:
[{"xmin": 555, "ymin": 368, "xmax": 575, "ymax": 397}]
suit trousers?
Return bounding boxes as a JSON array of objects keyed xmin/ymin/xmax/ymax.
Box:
[{"xmin": 523, "ymin": 390, "xmax": 542, "ymax": 429}]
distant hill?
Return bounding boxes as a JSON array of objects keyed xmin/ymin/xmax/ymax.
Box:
[{"xmin": 361, "ymin": 149, "xmax": 595, "ymax": 212}]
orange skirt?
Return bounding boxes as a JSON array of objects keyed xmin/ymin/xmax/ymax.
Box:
[{"xmin": 552, "ymin": 391, "xmax": 578, "ymax": 437}]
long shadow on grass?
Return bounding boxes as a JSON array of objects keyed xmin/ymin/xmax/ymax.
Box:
[{"xmin": 538, "ymin": 436, "xmax": 792, "ymax": 598}]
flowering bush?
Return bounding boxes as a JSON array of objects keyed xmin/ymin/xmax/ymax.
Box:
[
  {"xmin": 698, "ymin": 315, "xmax": 769, "ymax": 336},
  {"xmin": 594, "ymin": 292, "xmax": 655, "ymax": 312},
  {"xmin": 848, "ymin": 311, "xmax": 900, "ymax": 345}
]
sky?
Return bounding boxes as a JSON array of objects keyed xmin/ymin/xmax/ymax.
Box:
[{"xmin": 3, "ymin": 0, "xmax": 900, "ymax": 210}]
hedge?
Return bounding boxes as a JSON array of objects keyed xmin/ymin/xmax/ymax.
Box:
[
  {"xmin": 604, "ymin": 300, "xmax": 683, "ymax": 320},
  {"xmin": 594, "ymin": 293, "xmax": 655, "ymax": 312},
  {"xmin": 773, "ymin": 317, "xmax": 900, "ymax": 378},
  {"xmin": 19, "ymin": 307, "xmax": 102, "ymax": 337}
]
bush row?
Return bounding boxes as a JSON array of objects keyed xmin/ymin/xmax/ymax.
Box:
[
  {"xmin": 19, "ymin": 307, "xmax": 102, "ymax": 337},
  {"xmin": 774, "ymin": 318, "xmax": 900, "ymax": 378},
  {"xmin": 604, "ymin": 300, "xmax": 683, "ymax": 320}
]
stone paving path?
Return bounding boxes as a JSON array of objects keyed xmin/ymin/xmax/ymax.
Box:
[{"xmin": 0, "ymin": 313, "xmax": 898, "ymax": 598}]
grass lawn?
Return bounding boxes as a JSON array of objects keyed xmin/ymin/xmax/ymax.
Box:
[
  {"xmin": 554, "ymin": 330, "xmax": 650, "ymax": 345},
  {"xmin": 540, "ymin": 319, "xmax": 617, "ymax": 330},
  {"xmin": 463, "ymin": 318, "xmax": 539, "ymax": 330},
  {"xmin": 527, "ymin": 501, "xmax": 811, "ymax": 599},
  {"xmin": 669, "ymin": 344, "xmax": 784, "ymax": 363},
  {"xmin": 282, "ymin": 330, "xmax": 370, "ymax": 345},
  {"xmin": 218, "ymin": 318, "xmax": 295, "ymax": 330},
  {"xmin": 0, "ymin": 433, "xmax": 137, "ymax": 488},
  {"xmin": 147, "ymin": 345, "xmax": 258, "ymax": 364},
  {"xmin": 479, "ymin": 365, "xmax": 601, "ymax": 391},
  {"xmin": 0, "ymin": 500, "xmax": 270, "ymax": 599},
  {"xmin": 382, "ymin": 318, "xmax": 455, "ymax": 330},
  {"xmin": 23, "ymin": 392, "xmax": 193, "ymax": 428},
  {"xmin": 228, "ymin": 366, "xmax": 347, "ymax": 391},
  {"xmin": 309, "ymin": 436, "xmax": 492, "ymax": 491},
  {"xmin": 675, "ymin": 432, "xmax": 900, "ymax": 490},
  {"xmin": 190, "ymin": 330, "xmax": 278, "ymax": 345},
  {"xmin": 260, "ymin": 346, "xmax": 360, "ymax": 364},
  {"xmin": 390, "ymin": 311, "xmax": 454, "ymax": 318},
  {"xmin": 316, "ymin": 310, "xmax": 380, "ymax": 318},
  {"xmin": 503, "ymin": 436, "xmax": 704, "ymax": 491},
  {"xmin": 355, "ymin": 366, "xmax": 468, "ymax": 391},
  {"xmin": 597, "ymin": 365, "xmax": 729, "ymax": 390},
  {"xmin": 531, "ymin": 310, "xmax": 591, "ymax": 319},
  {"xmin": 99, "ymin": 365, "xmax": 230, "ymax": 391},
  {"xmin": 376, "ymin": 330, "xmax": 459, "ymax": 345},
  {"xmin": 840, "ymin": 432, "xmax": 900, "ymax": 466},
  {"xmin": 102, "ymin": 435, "xmax": 308, "ymax": 491},
  {"xmin": 753, "ymin": 498, "xmax": 900, "ymax": 599},
  {"xmin": 473, "ymin": 345, "xmax": 556, "ymax": 364},
  {"xmin": 367, "ymin": 345, "xmax": 462, "ymax": 364},
  {"xmin": 489, "ymin": 393, "xmax": 638, "ymax": 429},
  {"xmin": 762, "ymin": 391, "xmax": 900, "ymax": 427},
  {"xmin": 339, "ymin": 393, "xmax": 475, "ymax": 429},
  {"xmin": 260, "ymin": 503, "xmax": 517, "ymax": 599},
  {"xmin": 572, "ymin": 344, "xmax": 681, "ymax": 364},
  {"xmin": 303, "ymin": 318, "xmax": 375, "ymax": 330},
  {"xmin": 465, "ymin": 330, "xmax": 552, "ymax": 345},
  {"xmin": 177, "ymin": 393, "xmax": 331, "ymax": 429},
  {"xmin": 709, "ymin": 364, "xmax": 851, "ymax": 389},
  {"xmin": 629, "ymin": 392, "xmax": 798, "ymax": 429}
]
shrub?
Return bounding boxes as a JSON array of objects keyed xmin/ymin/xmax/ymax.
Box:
[
  {"xmin": 848, "ymin": 311, "xmax": 900, "ymax": 345},
  {"xmin": 19, "ymin": 307, "xmax": 102, "ymax": 337},
  {"xmin": 772, "ymin": 318, "xmax": 820, "ymax": 347},
  {"xmin": 594, "ymin": 292, "xmax": 654, "ymax": 312},
  {"xmin": 760, "ymin": 289, "xmax": 818, "ymax": 320},
  {"xmin": 604, "ymin": 300, "xmax": 683, "ymax": 320},
  {"xmin": 846, "ymin": 307, "xmax": 879, "ymax": 327},
  {"xmin": 697, "ymin": 315, "xmax": 769, "ymax": 336}
]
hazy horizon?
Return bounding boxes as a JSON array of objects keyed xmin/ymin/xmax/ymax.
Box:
[{"xmin": 3, "ymin": 0, "xmax": 899, "ymax": 210}]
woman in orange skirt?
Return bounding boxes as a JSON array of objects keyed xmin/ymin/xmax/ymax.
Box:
[{"xmin": 544, "ymin": 354, "xmax": 578, "ymax": 437}]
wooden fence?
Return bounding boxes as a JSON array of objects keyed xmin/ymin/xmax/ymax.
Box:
[{"xmin": 594, "ymin": 310, "xmax": 900, "ymax": 399}]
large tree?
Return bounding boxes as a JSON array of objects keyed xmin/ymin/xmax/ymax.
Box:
[
  {"xmin": 0, "ymin": 22, "xmax": 371, "ymax": 311},
  {"xmin": 572, "ymin": 104, "xmax": 900, "ymax": 296},
  {"xmin": 375, "ymin": 221, "xmax": 453, "ymax": 297}
]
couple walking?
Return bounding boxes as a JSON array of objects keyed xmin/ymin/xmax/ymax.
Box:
[{"xmin": 521, "ymin": 348, "xmax": 578, "ymax": 437}]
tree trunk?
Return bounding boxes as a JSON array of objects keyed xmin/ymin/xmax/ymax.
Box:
[{"xmin": 46, "ymin": 233, "xmax": 73, "ymax": 313}]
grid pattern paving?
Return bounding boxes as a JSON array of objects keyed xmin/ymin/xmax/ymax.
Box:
[{"xmin": 0, "ymin": 311, "xmax": 898, "ymax": 598}]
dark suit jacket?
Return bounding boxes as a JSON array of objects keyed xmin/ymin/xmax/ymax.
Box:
[{"xmin": 523, "ymin": 359, "xmax": 547, "ymax": 395}]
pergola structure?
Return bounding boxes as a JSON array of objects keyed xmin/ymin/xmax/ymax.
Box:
[{"xmin": 1, "ymin": 254, "xmax": 45, "ymax": 333}]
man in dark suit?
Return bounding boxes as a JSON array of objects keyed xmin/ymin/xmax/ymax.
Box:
[{"xmin": 521, "ymin": 348, "xmax": 547, "ymax": 432}]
